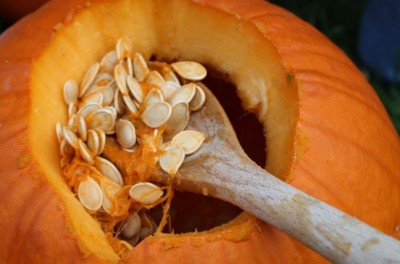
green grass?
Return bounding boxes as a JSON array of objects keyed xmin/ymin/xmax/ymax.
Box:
[
  {"xmin": 271, "ymin": 0, "xmax": 400, "ymax": 133},
  {"xmin": 0, "ymin": 1, "xmax": 399, "ymax": 133}
]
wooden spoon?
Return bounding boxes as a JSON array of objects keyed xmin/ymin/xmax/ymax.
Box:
[{"xmin": 150, "ymin": 86, "xmax": 400, "ymax": 263}]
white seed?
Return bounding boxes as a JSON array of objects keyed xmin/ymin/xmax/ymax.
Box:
[
  {"xmin": 145, "ymin": 70, "xmax": 165, "ymax": 87},
  {"xmin": 171, "ymin": 130, "xmax": 205, "ymax": 155},
  {"xmin": 95, "ymin": 129, "xmax": 106, "ymax": 155},
  {"xmin": 116, "ymin": 119, "xmax": 136, "ymax": 149},
  {"xmin": 63, "ymin": 80, "xmax": 78, "ymax": 105},
  {"xmin": 133, "ymin": 53, "xmax": 149, "ymax": 82},
  {"xmin": 94, "ymin": 73, "xmax": 114, "ymax": 86},
  {"xmin": 168, "ymin": 82, "xmax": 196, "ymax": 106},
  {"xmin": 126, "ymin": 76, "xmax": 143, "ymax": 103},
  {"xmin": 165, "ymin": 102, "xmax": 189, "ymax": 140},
  {"xmin": 96, "ymin": 86, "xmax": 114, "ymax": 107},
  {"xmin": 78, "ymin": 177, "xmax": 103, "ymax": 211},
  {"xmin": 56, "ymin": 122, "xmax": 63, "ymax": 143},
  {"xmin": 67, "ymin": 114, "xmax": 77, "ymax": 127},
  {"xmin": 189, "ymin": 83, "xmax": 206, "ymax": 111},
  {"xmin": 87, "ymin": 129, "xmax": 100, "ymax": 156},
  {"xmin": 122, "ymin": 212, "xmax": 141, "ymax": 238},
  {"xmin": 138, "ymin": 211, "xmax": 156, "ymax": 239},
  {"xmin": 144, "ymin": 88, "xmax": 164, "ymax": 107},
  {"xmin": 78, "ymin": 139, "xmax": 94, "ymax": 164},
  {"xmin": 100, "ymin": 50, "xmax": 118, "ymax": 73},
  {"xmin": 116, "ymin": 37, "xmax": 132, "ymax": 60},
  {"xmin": 126, "ymin": 57, "xmax": 133, "ymax": 77},
  {"xmin": 60, "ymin": 139, "xmax": 74, "ymax": 156},
  {"xmin": 62, "ymin": 126, "xmax": 79, "ymax": 149},
  {"xmin": 94, "ymin": 156, "xmax": 123, "ymax": 186},
  {"xmin": 171, "ymin": 61, "xmax": 207, "ymax": 81},
  {"xmin": 113, "ymin": 88, "xmax": 125, "ymax": 115},
  {"xmin": 141, "ymin": 102, "xmax": 171, "ymax": 128},
  {"xmin": 162, "ymin": 66, "xmax": 180, "ymax": 85},
  {"xmin": 122, "ymin": 95, "xmax": 138, "ymax": 113},
  {"xmin": 77, "ymin": 115, "xmax": 88, "ymax": 141},
  {"xmin": 129, "ymin": 182, "xmax": 163, "ymax": 205},
  {"xmin": 77, "ymin": 103, "xmax": 102, "ymax": 118},
  {"xmin": 160, "ymin": 81, "xmax": 180, "ymax": 100},
  {"xmin": 68, "ymin": 102, "xmax": 77, "ymax": 116},
  {"xmin": 159, "ymin": 144, "xmax": 185, "ymax": 175},
  {"xmin": 80, "ymin": 63, "xmax": 100, "ymax": 97},
  {"xmin": 81, "ymin": 91, "xmax": 104, "ymax": 107},
  {"xmin": 87, "ymin": 109, "xmax": 115, "ymax": 133},
  {"xmin": 114, "ymin": 64, "xmax": 129, "ymax": 96},
  {"xmin": 104, "ymin": 106, "xmax": 117, "ymax": 120}
]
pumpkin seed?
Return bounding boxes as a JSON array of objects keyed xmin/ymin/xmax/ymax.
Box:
[
  {"xmin": 100, "ymin": 50, "xmax": 118, "ymax": 73},
  {"xmin": 168, "ymin": 82, "xmax": 196, "ymax": 106},
  {"xmin": 113, "ymin": 88, "xmax": 125, "ymax": 115},
  {"xmin": 126, "ymin": 57, "xmax": 133, "ymax": 77},
  {"xmin": 63, "ymin": 80, "xmax": 78, "ymax": 105},
  {"xmin": 95, "ymin": 129, "xmax": 106, "ymax": 155},
  {"xmin": 160, "ymin": 81, "xmax": 180, "ymax": 100},
  {"xmin": 122, "ymin": 95, "xmax": 138, "ymax": 113},
  {"xmin": 189, "ymin": 83, "xmax": 206, "ymax": 111},
  {"xmin": 68, "ymin": 102, "xmax": 78, "ymax": 116},
  {"xmin": 141, "ymin": 101, "xmax": 171, "ymax": 128},
  {"xmin": 78, "ymin": 177, "xmax": 103, "ymax": 211},
  {"xmin": 62, "ymin": 126, "xmax": 79, "ymax": 149},
  {"xmin": 80, "ymin": 63, "xmax": 100, "ymax": 97},
  {"xmin": 94, "ymin": 156, "xmax": 123, "ymax": 186},
  {"xmin": 60, "ymin": 139, "xmax": 74, "ymax": 156},
  {"xmin": 77, "ymin": 115, "xmax": 88, "ymax": 141},
  {"xmin": 144, "ymin": 88, "xmax": 164, "ymax": 107},
  {"xmin": 116, "ymin": 119, "xmax": 136, "ymax": 149},
  {"xmin": 145, "ymin": 70, "xmax": 165, "ymax": 87},
  {"xmin": 114, "ymin": 64, "xmax": 129, "ymax": 96},
  {"xmin": 81, "ymin": 91, "xmax": 104, "ymax": 108},
  {"xmin": 171, "ymin": 61, "xmax": 207, "ymax": 81},
  {"xmin": 96, "ymin": 86, "xmax": 114, "ymax": 107},
  {"xmin": 56, "ymin": 122, "xmax": 63, "ymax": 143},
  {"xmin": 162, "ymin": 66, "xmax": 180, "ymax": 85},
  {"xmin": 133, "ymin": 53, "xmax": 149, "ymax": 82},
  {"xmin": 77, "ymin": 103, "xmax": 102, "ymax": 118},
  {"xmin": 127, "ymin": 76, "xmax": 143, "ymax": 103},
  {"xmin": 122, "ymin": 212, "xmax": 141, "ymax": 238},
  {"xmin": 159, "ymin": 144, "xmax": 185, "ymax": 175},
  {"xmin": 87, "ymin": 129, "xmax": 100, "ymax": 156},
  {"xmin": 116, "ymin": 37, "xmax": 132, "ymax": 60},
  {"xmin": 164, "ymin": 102, "xmax": 189, "ymax": 140},
  {"xmin": 87, "ymin": 109, "xmax": 115, "ymax": 133},
  {"xmin": 171, "ymin": 130, "xmax": 205, "ymax": 155},
  {"xmin": 129, "ymin": 182, "xmax": 163, "ymax": 205},
  {"xmin": 78, "ymin": 139, "xmax": 95, "ymax": 164}
]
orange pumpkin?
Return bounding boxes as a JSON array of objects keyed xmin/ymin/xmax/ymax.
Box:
[{"xmin": 0, "ymin": 0, "xmax": 399, "ymax": 263}]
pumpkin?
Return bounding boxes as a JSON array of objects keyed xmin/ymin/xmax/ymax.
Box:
[{"xmin": 0, "ymin": 0, "xmax": 399, "ymax": 263}]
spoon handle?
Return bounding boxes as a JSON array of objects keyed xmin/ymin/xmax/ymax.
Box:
[{"xmin": 177, "ymin": 156, "xmax": 400, "ymax": 263}]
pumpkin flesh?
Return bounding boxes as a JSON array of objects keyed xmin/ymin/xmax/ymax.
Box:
[{"xmin": 0, "ymin": 0, "xmax": 399, "ymax": 263}]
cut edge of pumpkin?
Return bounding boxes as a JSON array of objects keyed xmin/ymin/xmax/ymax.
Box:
[{"xmin": 28, "ymin": 0, "xmax": 298, "ymax": 260}]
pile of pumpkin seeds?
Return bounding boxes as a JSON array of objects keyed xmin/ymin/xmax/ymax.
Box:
[{"xmin": 56, "ymin": 37, "xmax": 207, "ymax": 247}]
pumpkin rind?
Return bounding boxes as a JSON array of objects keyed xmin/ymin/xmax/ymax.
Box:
[{"xmin": 0, "ymin": 0, "xmax": 399, "ymax": 263}]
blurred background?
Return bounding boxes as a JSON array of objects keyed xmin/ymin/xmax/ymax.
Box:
[{"xmin": 0, "ymin": 0, "xmax": 399, "ymax": 134}]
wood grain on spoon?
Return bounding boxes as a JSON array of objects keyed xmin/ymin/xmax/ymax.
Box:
[{"xmin": 107, "ymin": 86, "xmax": 400, "ymax": 263}]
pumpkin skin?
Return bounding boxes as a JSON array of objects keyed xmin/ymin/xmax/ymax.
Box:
[{"xmin": 0, "ymin": 0, "xmax": 399, "ymax": 263}]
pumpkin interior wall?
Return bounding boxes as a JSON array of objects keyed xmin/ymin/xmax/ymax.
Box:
[{"xmin": 29, "ymin": 0, "xmax": 297, "ymax": 260}]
